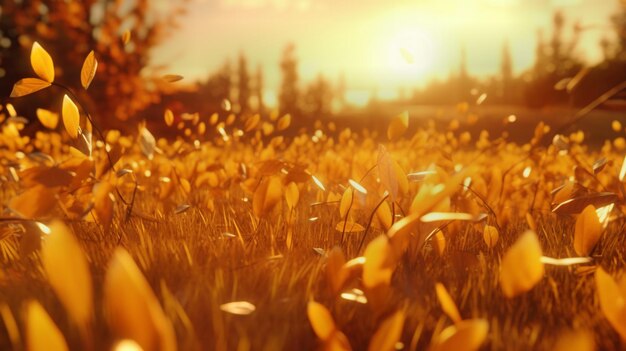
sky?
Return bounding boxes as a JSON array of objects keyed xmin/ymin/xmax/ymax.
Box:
[{"xmin": 151, "ymin": 0, "xmax": 620, "ymax": 106}]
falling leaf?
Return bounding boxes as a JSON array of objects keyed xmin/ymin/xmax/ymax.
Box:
[
  {"xmin": 104, "ymin": 248, "xmax": 177, "ymax": 351},
  {"xmin": 500, "ymin": 231, "xmax": 544, "ymax": 298},
  {"xmin": 139, "ymin": 127, "xmax": 156, "ymax": 160},
  {"xmin": 25, "ymin": 301, "xmax": 68, "ymax": 351},
  {"xmin": 574, "ymin": 205, "xmax": 602, "ymax": 256},
  {"xmin": 30, "ymin": 42, "xmax": 55, "ymax": 83},
  {"xmin": 62, "ymin": 94, "xmax": 80, "ymax": 139},
  {"xmin": 220, "ymin": 301, "xmax": 256, "ymax": 315},
  {"xmin": 483, "ymin": 225, "xmax": 499, "ymax": 248},
  {"xmin": 540, "ymin": 256, "xmax": 592, "ymax": 266},
  {"xmin": 552, "ymin": 192, "xmax": 617, "ymax": 215},
  {"xmin": 431, "ymin": 319, "xmax": 489, "ymax": 351},
  {"xmin": 378, "ymin": 145, "xmax": 399, "ymax": 201},
  {"xmin": 277, "ymin": 114, "xmax": 291, "ymax": 131},
  {"xmin": 164, "ymin": 109, "xmax": 174, "ymax": 127},
  {"xmin": 420, "ymin": 212, "xmax": 477, "ymax": 223},
  {"xmin": 41, "ymin": 221, "xmax": 93, "ymax": 330},
  {"xmin": 253, "ymin": 176, "xmax": 282, "ymax": 217},
  {"xmin": 10, "ymin": 78, "xmax": 51, "ymax": 98},
  {"xmin": 348, "ymin": 179, "xmax": 367, "ymax": 195},
  {"xmin": 435, "ymin": 283, "xmax": 462, "ymax": 323},
  {"xmin": 387, "ymin": 111, "xmax": 409, "ymax": 141},
  {"xmin": 596, "ymin": 267, "xmax": 626, "ymax": 340},
  {"xmin": 36, "ymin": 108, "xmax": 59, "ymax": 130},
  {"xmin": 368, "ymin": 309, "xmax": 405, "ymax": 351},
  {"xmin": 80, "ymin": 50, "xmax": 97, "ymax": 89},
  {"xmin": 162, "ymin": 74, "xmax": 183, "ymax": 83},
  {"xmin": 335, "ymin": 221, "xmax": 366, "ymax": 233},
  {"xmin": 312, "ymin": 175, "xmax": 326, "ymax": 191},
  {"xmin": 174, "ymin": 204, "xmax": 191, "ymax": 214}
]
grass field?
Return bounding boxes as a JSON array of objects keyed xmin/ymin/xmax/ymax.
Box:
[{"xmin": 3, "ymin": 44, "xmax": 626, "ymax": 351}]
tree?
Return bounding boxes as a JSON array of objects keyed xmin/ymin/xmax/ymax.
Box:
[
  {"xmin": 253, "ymin": 64, "xmax": 264, "ymax": 113},
  {"xmin": 500, "ymin": 40, "xmax": 514, "ymax": 103},
  {"xmin": 0, "ymin": 0, "xmax": 188, "ymax": 128},
  {"xmin": 237, "ymin": 52, "xmax": 250, "ymax": 114},
  {"xmin": 279, "ymin": 43, "xmax": 300, "ymax": 115},
  {"xmin": 302, "ymin": 74, "xmax": 332, "ymax": 117}
]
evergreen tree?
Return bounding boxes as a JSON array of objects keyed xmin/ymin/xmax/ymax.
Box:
[
  {"xmin": 279, "ymin": 43, "xmax": 300, "ymax": 115},
  {"xmin": 237, "ymin": 52, "xmax": 250, "ymax": 113}
]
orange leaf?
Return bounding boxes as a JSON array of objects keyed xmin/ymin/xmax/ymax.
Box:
[
  {"xmin": 31, "ymin": 42, "xmax": 55, "ymax": 83},
  {"xmin": 62, "ymin": 94, "xmax": 80, "ymax": 139},
  {"xmin": 499, "ymin": 231, "xmax": 544, "ymax": 298},
  {"xmin": 10, "ymin": 78, "xmax": 51, "ymax": 98},
  {"xmin": 435, "ymin": 283, "xmax": 462, "ymax": 323},
  {"xmin": 80, "ymin": 50, "xmax": 97, "ymax": 89},
  {"xmin": 574, "ymin": 204, "xmax": 602, "ymax": 256}
]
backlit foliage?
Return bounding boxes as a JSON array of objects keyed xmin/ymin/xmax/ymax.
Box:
[{"xmin": 3, "ymin": 42, "xmax": 626, "ymax": 350}]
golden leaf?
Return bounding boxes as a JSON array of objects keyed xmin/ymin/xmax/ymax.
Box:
[
  {"xmin": 9, "ymin": 185, "xmax": 57, "ymax": 219},
  {"xmin": 252, "ymin": 176, "xmax": 282, "ymax": 217},
  {"xmin": 36, "ymin": 108, "xmax": 59, "ymax": 129},
  {"xmin": 368, "ymin": 309, "xmax": 405, "ymax": 351},
  {"xmin": 164, "ymin": 109, "xmax": 174, "ymax": 127},
  {"xmin": 62, "ymin": 94, "xmax": 80, "ymax": 139},
  {"xmin": 25, "ymin": 301, "xmax": 68, "ymax": 351},
  {"xmin": 595, "ymin": 268, "xmax": 626, "ymax": 339},
  {"xmin": 483, "ymin": 225, "xmax": 499, "ymax": 249},
  {"xmin": 363, "ymin": 235, "xmax": 396, "ymax": 288},
  {"xmin": 41, "ymin": 221, "xmax": 93, "ymax": 330},
  {"xmin": 435, "ymin": 283, "xmax": 462, "ymax": 323},
  {"xmin": 162, "ymin": 74, "xmax": 183, "ymax": 83},
  {"xmin": 431, "ymin": 319, "xmax": 488, "ymax": 351},
  {"xmin": 104, "ymin": 248, "xmax": 177, "ymax": 351},
  {"xmin": 499, "ymin": 231, "xmax": 544, "ymax": 298},
  {"xmin": 80, "ymin": 50, "xmax": 98, "ymax": 90},
  {"xmin": 285, "ymin": 182, "xmax": 299, "ymax": 210},
  {"xmin": 574, "ymin": 205, "xmax": 602, "ymax": 256},
  {"xmin": 377, "ymin": 145, "xmax": 398, "ymax": 201},
  {"xmin": 376, "ymin": 201, "xmax": 393, "ymax": 230},
  {"xmin": 92, "ymin": 182, "xmax": 115, "ymax": 233},
  {"xmin": 387, "ymin": 111, "xmax": 409, "ymax": 141},
  {"xmin": 31, "ymin": 41, "xmax": 55, "ymax": 83},
  {"xmin": 10, "ymin": 78, "xmax": 51, "ymax": 98},
  {"xmin": 339, "ymin": 187, "xmax": 353, "ymax": 218},
  {"xmin": 139, "ymin": 127, "xmax": 156, "ymax": 160},
  {"xmin": 277, "ymin": 114, "xmax": 291, "ymax": 131},
  {"xmin": 335, "ymin": 221, "xmax": 366, "ymax": 233},
  {"xmin": 307, "ymin": 301, "xmax": 336, "ymax": 341},
  {"xmin": 326, "ymin": 247, "xmax": 347, "ymax": 294},
  {"xmin": 219, "ymin": 301, "xmax": 256, "ymax": 315}
]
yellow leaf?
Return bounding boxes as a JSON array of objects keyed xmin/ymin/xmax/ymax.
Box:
[
  {"xmin": 219, "ymin": 301, "xmax": 256, "ymax": 315},
  {"xmin": 104, "ymin": 248, "xmax": 177, "ymax": 351},
  {"xmin": 574, "ymin": 205, "xmax": 603, "ymax": 256},
  {"xmin": 277, "ymin": 114, "xmax": 291, "ymax": 131},
  {"xmin": 164, "ymin": 109, "xmax": 174, "ymax": 127},
  {"xmin": 326, "ymin": 247, "xmax": 347, "ymax": 294},
  {"xmin": 363, "ymin": 235, "xmax": 396, "ymax": 288},
  {"xmin": 335, "ymin": 221, "xmax": 365, "ymax": 233},
  {"xmin": 245, "ymin": 114, "xmax": 261, "ymax": 132},
  {"xmin": 42, "ymin": 221, "xmax": 93, "ymax": 330},
  {"xmin": 31, "ymin": 42, "xmax": 55, "ymax": 83},
  {"xmin": 307, "ymin": 301, "xmax": 336, "ymax": 341},
  {"xmin": 162, "ymin": 74, "xmax": 183, "ymax": 83},
  {"xmin": 252, "ymin": 176, "xmax": 282, "ymax": 217},
  {"xmin": 285, "ymin": 182, "xmax": 299, "ymax": 210},
  {"xmin": 483, "ymin": 225, "xmax": 499, "ymax": 249},
  {"xmin": 10, "ymin": 78, "xmax": 52, "ymax": 98},
  {"xmin": 80, "ymin": 50, "xmax": 98, "ymax": 90},
  {"xmin": 62, "ymin": 94, "xmax": 80, "ymax": 139},
  {"xmin": 25, "ymin": 301, "xmax": 68, "ymax": 351},
  {"xmin": 92, "ymin": 182, "xmax": 115, "ymax": 233},
  {"xmin": 36, "ymin": 108, "xmax": 59, "ymax": 129},
  {"xmin": 368, "ymin": 309, "xmax": 405, "ymax": 351},
  {"xmin": 9, "ymin": 185, "xmax": 57, "ymax": 219},
  {"xmin": 431, "ymin": 319, "xmax": 489, "ymax": 351},
  {"xmin": 435, "ymin": 283, "xmax": 462, "ymax": 323},
  {"xmin": 595, "ymin": 267, "xmax": 626, "ymax": 340},
  {"xmin": 499, "ymin": 231, "xmax": 544, "ymax": 298},
  {"xmin": 387, "ymin": 111, "xmax": 409, "ymax": 141},
  {"xmin": 376, "ymin": 201, "xmax": 393, "ymax": 230},
  {"xmin": 378, "ymin": 145, "xmax": 399, "ymax": 201},
  {"xmin": 339, "ymin": 187, "xmax": 353, "ymax": 218}
]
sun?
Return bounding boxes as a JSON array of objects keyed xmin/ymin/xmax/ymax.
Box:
[{"xmin": 386, "ymin": 28, "xmax": 436, "ymax": 82}]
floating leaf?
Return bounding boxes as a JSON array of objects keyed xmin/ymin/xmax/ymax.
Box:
[
  {"xmin": 368, "ymin": 309, "xmax": 405, "ymax": 351},
  {"xmin": 435, "ymin": 283, "xmax": 462, "ymax": 323},
  {"xmin": 139, "ymin": 127, "xmax": 156, "ymax": 160},
  {"xmin": 104, "ymin": 248, "xmax": 177, "ymax": 351},
  {"xmin": 595, "ymin": 267, "xmax": 626, "ymax": 340},
  {"xmin": 10, "ymin": 78, "xmax": 51, "ymax": 98},
  {"xmin": 574, "ymin": 205, "xmax": 602, "ymax": 256},
  {"xmin": 552, "ymin": 192, "xmax": 617, "ymax": 215},
  {"xmin": 36, "ymin": 108, "xmax": 59, "ymax": 130},
  {"xmin": 25, "ymin": 301, "xmax": 68, "ymax": 351},
  {"xmin": 41, "ymin": 221, "xmax": 93, "ymax": 330},
  {"xmin": 220, "ymin": 301, "xmax": 256, "ymax": 315},
  {"xmin": 335, "ymin": 221, "xmax": 365, "ymax": 233},
  {"xmin": 252, "ymin": 176, "xmax": 282, "ymax": 217},
  {"xmin": 540, "ymin": 256, "xmax": 592, "ymax": 266},
  {"xmin": 483, "ymin": 225, "xmax": 499, "ymax": 248},
  {"xmin": 348, "ymin": 179, "xmax": 367, "ymax": 195},
  {"xmin": 162, "ymin": 74, "xmax": 183, "ymax": 83},
  {"xmin": 312, "ymin": 175, "xmax": 326, "ymax": 191},
  {"xmin": 277, "ymin": 114, "xmax": 291, "ymax": 131},
  {"xmin": 62, "ymin": 94, "xmax": 80, "ymax": 139},
  {"xmin": 80, "ymin": 50, "xmax": 98, "ymax": 89},
  {"xmin": 30, "ymin": 42, "xmax": 55, "ymax": 83},
  {"xmin": 500, "ymin": 231, "xmax": 544, "ymax": 298},
  {"xmin": 307, "ymin": 301, "xmax": 336, "ymax": 341},
  {"xmin": 421, "ymin": 212, "xmax": 477, "ymax": 223},
  {"xmin": 164, "ymin": 109, "xmax": 174, "ymax": 127},
  {"xmin": 387, "ymin": 111, "xmax": 409, "ymax": 141}
]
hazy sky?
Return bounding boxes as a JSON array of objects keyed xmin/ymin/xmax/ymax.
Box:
[{"xmin": 151, "ymin": 0, "xmax": 620, "ymax": 104}]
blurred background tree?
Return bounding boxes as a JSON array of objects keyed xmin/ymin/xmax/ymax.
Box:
[{"xmin": 0, "ymin": 0, "xmax": 188, "ymax": 129}]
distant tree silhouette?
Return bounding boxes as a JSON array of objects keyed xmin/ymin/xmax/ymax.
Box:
[
  {"xmin": 0, "ymin": 0, "xmax": 189, "ymax": 127},
  {"xmin": 500, "ymin": 40, "xmax": 514, "ymax": 103},
  {"xmin": 279, "ymin": 43, "xmax": 300, "ymax": 115},
  {"xmin": 237, "ymin": 52, "xmax": 250, "ymax": 114},
  {"xmin": 303, "ymin": 74, "xmax": 332, "ymax": 117},
  {"xmin": 254, "ymin": 64, "xmax": 264, "ymax": 113}
]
